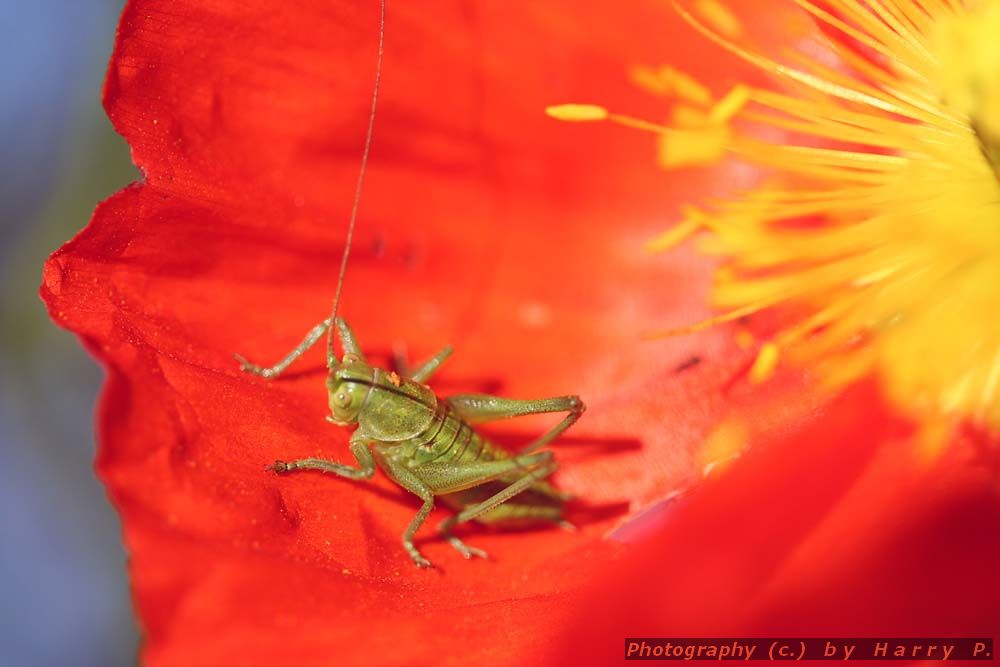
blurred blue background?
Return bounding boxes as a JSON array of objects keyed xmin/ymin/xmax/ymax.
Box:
[{"xmin": 1, "ymin": 1, "xmax": 138, "ymax": 665}]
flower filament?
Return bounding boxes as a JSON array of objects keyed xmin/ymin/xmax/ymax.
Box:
[{"xmin": 549, "ymin": 0, "xmax": 1000, "ymax": 440}]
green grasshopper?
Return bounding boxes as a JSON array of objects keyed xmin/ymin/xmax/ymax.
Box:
[
  {"xmin": 237, "ymin": 317, "xmax": 584, "ymax": 567},
  {"xmin": 234, "ymin": 1, "xmax": 583, "ymax": 567}
]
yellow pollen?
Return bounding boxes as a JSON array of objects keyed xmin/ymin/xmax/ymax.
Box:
[
  {"xmin": 558, "ymin": 0, "xmax": 1000, "ymax": 440},
  {"xmin": 708, "ymin": 85, "xmax": 750, "ymax": 124},
  {"xmin": 932, "ymin": 0, "xmax": 1000, "ymax": 162}
]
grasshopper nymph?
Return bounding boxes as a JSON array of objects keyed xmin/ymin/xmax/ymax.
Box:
[
  {"xmin": 234, "ymin": 0, "xmax": 583, "ymax": 567},
  {"xmin": 238, "ymin": 318, "xmax": 584, "ymax": 568}
]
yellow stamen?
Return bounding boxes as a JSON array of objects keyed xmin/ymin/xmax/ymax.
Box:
[
  {"xmin": 561, "ymin": 0, "xmax": 1000, "ymax": 439},
  {"xmin": 708, "ymin": 85, "xmax": 750, "ymax": 124},
  {"xmin": 659, "ymin": 125, "xmax": 730, "ymax": 168},
  {"xmin": 645, "ymin": 218, "xmax": 702, "ymax": 253},
  {"xmin": 932, "ymin": 0, "xmax": 1000, "ymax": 164},
  {"xmin": 628, "ymin": 64, "xmax": 713, "ymax": 105},
  {"xmin": 544, "ymin": 104, "xmax": 608, "ymax": 121},
  {"xmin": 749, "ymin": 342, "xmax": 780, "ymax": 384},
  {"xmin": 642, "ymin": 300, "xmax": 776, "ymax": 339},
  {"xmin": 693, "ymin": 0, "xmax": 743, "ymax": 38},
  {"xmin": 608, "ymin": 113, "xmax": 671, "ymax": 134}
]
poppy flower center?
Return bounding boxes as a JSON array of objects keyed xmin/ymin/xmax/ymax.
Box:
[{"xmin": 548, "ymin": 0, "xmax": 1000, "ymax": 445}]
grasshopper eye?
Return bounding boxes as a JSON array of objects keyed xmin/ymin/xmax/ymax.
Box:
[{"xmin": 334, "ymin": 391, "xmax": 351, "ymax": 408}]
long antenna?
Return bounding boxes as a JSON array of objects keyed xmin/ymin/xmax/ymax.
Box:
[{"xmin": 327, "ymin": 0, "xmax": 386, "ymax": 365}]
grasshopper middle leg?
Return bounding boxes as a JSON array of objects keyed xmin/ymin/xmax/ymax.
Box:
[
  {"xmin": 408, "ymin": 345, "xmax": 454, "ymax": 383},
  {"xmin": 236, "ymin": 317, "xmax": 364, "ymax": 379}
]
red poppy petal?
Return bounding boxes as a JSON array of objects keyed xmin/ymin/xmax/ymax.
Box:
[
  {"xmin": 41, "ymin": 0, "xmax": 813, "ymax": 664},
  {"xmin": 556, "ymin": 381, "xmax": 1000, "ymax": 664}
]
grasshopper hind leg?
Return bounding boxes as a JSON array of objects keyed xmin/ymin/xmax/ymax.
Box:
[
  {"xmin": 475, "ymin": 502, "xmax": 571, "ymax": 529},
  {"xmin": 438, "ymin": 461, "xmax": 559, "ymax": 559},
  {"xmin": 443, "ymin": 530, "xmax": 489, "ymax": 560},
  {"xmin": 441, "ymin": 499, "xmax": 570, "ymax": 550},
  {"xmin": 440, "ymin": 499, "xmax": 573, "ymax": 559}
]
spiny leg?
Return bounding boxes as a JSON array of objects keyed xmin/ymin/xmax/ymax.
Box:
[
  {"xmin": 475, "ymin": 501, "xmax": 569, "ymax": 528},
  {"xmin": 413, "ymin": 452, "xmax": 554, "ymax": 560},
  {"xmin": 450, "ymin": 461, "xmax": 558, "ymax": 522},
  {"xmin": 447, "ymin": 394, "xmax": 586, "ymax": 453},
  {"xmin": 439, "ymin": 461, "xmax": 558, "ymax": 556},
  {"xmin": 409, "ymin": 345, "xmax": 454, "ymax": 383},
  {"xmin": 403, "ymin": 489, "xmax": 436, "ymax": 569},
  {"xmin": 236, "ymin": 316, "xmax": 365, "ymax": 379},
  {"xmin": 271, "ymin": 434, "xmax": 375, "ymax": 480},
  {"xmin": 400, "ymin": 452, "xmax": 553, "ymax": 560},
  {"xmin": 410, "ymin": 451, "xmax": 553, "ymax": 494},
  {"xmin": 477, "ymin": 502, "xmax": 576, "ymax": 532},
  {"xmin": 236, "ymin": 317, "xmax": 332, "ymax": 379},
  {"xmin": 441, "ymin": 528, "xmax": 489, "ymax": 560},
  {"xmin": 375, "ymin": 450, "xmax": 441, "ymax": 568},
  {"xmin": 523, "ymin": 478, "xmax": 574, "ymax": 502},
  {"xmin": 391, "ymin": 343, "xmax": 453, "ymax": 382},
  {"xmin": 333, "ymin": 317, "xmax": 365, "ymax": 360}
]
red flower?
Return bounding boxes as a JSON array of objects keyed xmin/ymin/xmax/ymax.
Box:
[{"xmin": 42, "ymin": 1, "xmax": 1000, "ymax": 665}]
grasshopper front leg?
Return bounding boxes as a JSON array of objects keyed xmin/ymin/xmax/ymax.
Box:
[
  {"xmin": 236, "ymin": 316, "xmax": 365, "ymax": 379},
  {"xmin": 236, "ymin": 317, "xmax": 333, "ymax": 379},
  {"xmin": 271, "ymin": 432, "xmax": 375, "ymax": 480}
]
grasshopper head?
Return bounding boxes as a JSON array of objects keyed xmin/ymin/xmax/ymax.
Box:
[{"xmin": 326, "ymin": 353, "xmax": 372, "ymax": 425}]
